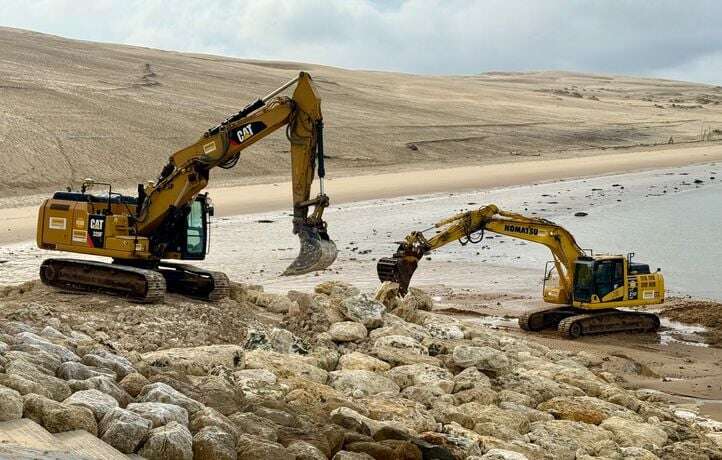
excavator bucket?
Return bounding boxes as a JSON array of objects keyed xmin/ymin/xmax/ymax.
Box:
[
  {"xmin": 376, "ymin": 255, "xmax": 419, "ymax": 297},
  {"xmin": 283, "ymin": 224, "xmax": 338, "ymax": 276}
]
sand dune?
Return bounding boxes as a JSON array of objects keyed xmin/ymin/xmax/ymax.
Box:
[{"xmin": 1, "ymin": 26, "xmax": 722, "ymax": 198}]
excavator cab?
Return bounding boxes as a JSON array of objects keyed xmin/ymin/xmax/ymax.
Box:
[{"xmin": 571, "ymin": 255, "xmax": 662, "ymax": 307}]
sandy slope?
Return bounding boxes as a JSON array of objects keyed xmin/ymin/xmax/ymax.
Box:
[{"xmin": 1, "ymin": 26, "xmax": 722, "ymax": 198}]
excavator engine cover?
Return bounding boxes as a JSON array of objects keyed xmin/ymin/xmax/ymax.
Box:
[{"xmin": 283, "ymin": 223, "xmax": 337, "ymax": 275}]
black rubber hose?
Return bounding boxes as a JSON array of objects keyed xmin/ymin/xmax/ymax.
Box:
[{"xmin": 316, "ymin": 120, "xmax": 325, "ymax": 179}]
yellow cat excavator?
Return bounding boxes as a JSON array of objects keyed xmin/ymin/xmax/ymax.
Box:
[
  {"xmin": 377, "ymin": 204, "xmax": 664, "ymax": 338},
  {"xmin": 36, "ymin": 72, "xmax": 337, "ymax": 303}
]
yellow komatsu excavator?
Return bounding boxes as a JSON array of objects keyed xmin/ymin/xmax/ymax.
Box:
[
  {"xmin": 36, "ymin": 72, "xmax": 337, "ymax": 303},
  {"xmin": 377, "ymin": 204, "xmax": 664, "ymax": 338}
]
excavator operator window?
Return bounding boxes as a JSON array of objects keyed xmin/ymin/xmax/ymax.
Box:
[
  {"xmin": 593, "ymin": 259, "xmax": 625, "ymax": 300},
  {"xmin": 184, "ymin": 200, "xmax": 206, "ymax": 259}
]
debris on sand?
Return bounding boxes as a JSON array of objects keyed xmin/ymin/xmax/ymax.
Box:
[{"xmin": 0, "ymin": 281, "xmax": 721, "ymax": 459}]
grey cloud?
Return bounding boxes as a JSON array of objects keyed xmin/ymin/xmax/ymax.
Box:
[{"xmin": 0, "ymin": 0, "xmax": 720, "ymax": 84}]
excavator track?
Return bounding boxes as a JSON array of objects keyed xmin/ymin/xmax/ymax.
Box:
[
  {"xmin": 558, "ymin": 310, "xmax": 661, "ymax": 339},
  {"xmin": 518, "ymin": 306, "xmax": 578, "ymax": 331},
  {"xmin": 157, "ymin": 263, "xmax": 230, "ymax": 301},
  {"xmin": 39, "ymin": 258, "xmax": 165, "ymax": 303}
]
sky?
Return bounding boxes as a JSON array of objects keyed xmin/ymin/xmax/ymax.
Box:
[{"xmin": 1, "ymin": 0, "xmax": 721, "ymax": 85}]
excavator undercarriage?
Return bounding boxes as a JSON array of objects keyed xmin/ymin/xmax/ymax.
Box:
[
  {"xmin": 518, "ymin": 306, "xmax": 660, "ymax": 339},
  {"xmin": 39, "ymin": 258, "xmax": 231, "ymax": 303}
]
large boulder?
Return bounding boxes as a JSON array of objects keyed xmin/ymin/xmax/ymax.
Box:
[
  {"xmin": 315, "ymin": 281, "xmax": 360, "ymax": 298},
  {"xmin": 126, "ymin": 401, "xmax": 189, "ymax": 428},
  {"xmin": 600, "ymin": 416, "xmax": 668, "ymax": 450},
  {"xmin": 235, "ymin": 433, "xmax": 292, "ymax": 459},
  {"xmin": 4, "ymin": 349, "xmax": 61, "ymax": 375},
  {"xmin": 6, "ymin": 358, "xmax": 72, "ymax": 401},
  {"xmin": 63, "ymin": 389, "xmax": 119, "ymax": 421},
  {"xmin": 228, "ymin": 412, "xmax": 279, "ymax": 442},
  {"xmin": 372, "ymin": 335, "xmax": 438, "ymax": 367},
  {"xmin": 329, "ymin": 322, "xmax": 368, "ymax": 342},
  {"xmin": 138, "ymin": 382, "xmax": 205, "ymax": 415},
  {"xmin": 526, "ymin": 420, "xmax": 614, "ymax": 460},
  {"xmin": 23, "ymin": 393, "xmax": 98, "ymax": 435},
  {"xmin": 119, "ymin": 372, "xmax": 149, "ymax": 398},
  {"xmin": 14, "ymin": 332, "xmax": 80, "ymax": 362},
  {"xmin": 99, "ymin": 407, "xmax": 152, "ymax": 453},
  {"xmin": 453, "ymin": 367, "xmax": 492, "ymax": 392},
  {"xmin": 192, "ymin": 374, "xmax": 245, "ymax": 416},
  {"xmin": 82, "ymin": 350, "xmax": 136, "ymax": 379},
  {"xmin": 328, "ymin": 370, "xmax": 400, "ymax": 397},
  {"xmin": 538, "ymin": 396, "xmax": 641, "ymax": 425},
  {"xmin": 452, "ymin": 345, "xmax": 510, "ymax": 373},
  {"xmin": 67, "ymin": 375, "xmax": 133, "ymax": 406},
  {"xmin": 0, "ymin": 385, "xmax": 23, "ymax": 421},
  {"xmin": 360, "ymin": 396, "xmax": 437, "ymax": 434},
  {"xmin": 496, "ymin": 371, "xmax": 585, "ymax": 406},
  {"xmin": 193, "ymin": 425, "xmax": 237, "ymax": 460},
  {"xmin": 190, "ymin": 407, "xmax": 239, "ymax": 440},
  {"xmin": 287, "ymin": 440, "xmax": 327, "ymax": 460},
  {"xmin": 248, "ymin": 291, "xmax": 297, "ymax": 313},
  {"xmin": 142, "ymin": 345, "xmax": 245, "ymax": 376},
  {"xmin": 456, "ymin": 403, "xmax": 529, "ymax": 436},
  {"xmin": 338, "ymin": 352, "xmax": 391, "ymax": 373},
  {"xmin": 0, "ymin": 372, "xmax": 53, "ymax": 399},
  {"xmin": 139, "ymin": 421, "xmax": 193, "ymax": 460},
  {"xmin": 480, "ymin": 449, "xmax": 529, "ymax": 460},
  {"xmin": 57, "ymin": 361, "xmax": 116, "ymax": 381},
  {"xmin": 341, "ymin": 294, "xmax": 385, "ymax": 329},
  {"xmin": 424, "ymin": 321, "xmax": 465, "ymax": 340},
  {"xmin": 386, "ymin": 363, "xmax": 454, "ymax": 393},
  {"xmin": 245, "ymin": 350, "xmax": 328, "ymax": 384}
]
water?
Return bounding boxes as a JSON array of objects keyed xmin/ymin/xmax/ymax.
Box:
[
  {"xmin": 1, "ymin": 162, "xmax": 719, "ymax": 301},
  {"xmin": 553, "ymin": 181, "xmax": 722, "ymax": 300}
]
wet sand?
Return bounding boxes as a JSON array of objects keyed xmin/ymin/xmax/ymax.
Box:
[{"xmin": 2, "ymin": 142, "xmax": 721, "ymax": 245}]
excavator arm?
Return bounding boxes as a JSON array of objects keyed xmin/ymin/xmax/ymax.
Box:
[
  {"xmin": 135, "ymin": 72, "xmax": 336, "ymax": 275},
  {"xmin": 377, "ymin": 204, "xmax": 585, "ymax": 297}
]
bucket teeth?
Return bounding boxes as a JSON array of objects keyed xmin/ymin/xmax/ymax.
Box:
[{"xmin": 282, "ymin": 225, "xmax": 338, "ymax": 276}]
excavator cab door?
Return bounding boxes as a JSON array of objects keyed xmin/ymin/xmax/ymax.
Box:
[{"xmin": 181, "ymin": 197, "xmax": 209, "ymax": 260}]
